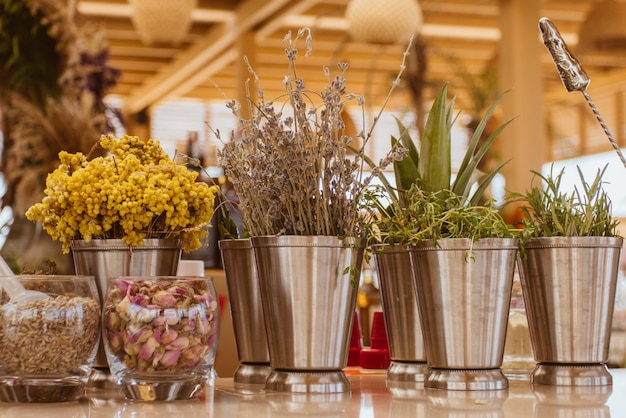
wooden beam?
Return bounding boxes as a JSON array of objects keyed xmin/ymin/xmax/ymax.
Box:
[
  {"xmin": 122, "ymin": 0, "xmax": 293, "ymax": 113},
  {"xmin": 77, "ymin": 1, "xmax": 236, "ymax": 23}
]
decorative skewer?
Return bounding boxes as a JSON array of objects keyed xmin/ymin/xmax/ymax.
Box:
[{"xmin": 538, "ymin": 17, "xmax": 626, "ymax": 169}]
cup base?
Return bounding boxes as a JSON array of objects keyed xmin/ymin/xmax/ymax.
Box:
[
  {"xmin": 265, "ymin": 370, "xmax": 350, "ymax": 393},
  {"xmin": 87, "ymin": 367, "xmax": 118, "ymax": 391},
  {"xmin": 234, "ymin": 363, "xmax": 272, "ymax": 385},
  {"xmin": 502, "ymin": 359, "xmax": 535, "ymax": 381},
  {"xmin": 531, "ymin": 363, "xmax": 612, "ymax": 386},
  {"xmin": 427, "ymin": 386, "xmax": 508, "ymax": 410},
  {"xmin": 0, "ymin": 375, "xmax": 85, "ymax": 403},
  {"xmin": 387, "ymin": 361, "xmax": 428, "ymax": 383},
  {"xmin": 266, "ymin": 392, "xmax": 351, "ymax": 415},
  {"xmin": 425, "ymin": 368, "xmax": 509, "ymax": 391},
  {"xmin": 386, "ymin": 380, "xmax": 428, "ymax": 399},
  {"xmin": 116, "ymin": 373, "xmax": 207, "ymax": 401}
]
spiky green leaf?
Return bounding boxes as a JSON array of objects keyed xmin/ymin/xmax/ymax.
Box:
[
  {"xmin": 452, "ymin": 90, "xmax": 513, "ymax": 198},
  {"xmin": 419, "ymin": 84, "xmax": 453, "ymax": 192}
]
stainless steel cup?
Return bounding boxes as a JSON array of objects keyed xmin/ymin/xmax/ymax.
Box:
[
  {"xmin": 252, "ymin": 235, "xmax": 363, "ymax": 393},
  {"xmin": 372, "ymin": 244, "xmax": 427, "ymax": 382},
  {"xmin": 518, "ymin": 236, "xmax": 623, "ymax": 386},
  {"xmin": 219, "ymin": 238, "xmax": 271, "ymax": 385},
  {"xmin": 409, "ymin": 238, "xmax": 519, "ymax": 390}
]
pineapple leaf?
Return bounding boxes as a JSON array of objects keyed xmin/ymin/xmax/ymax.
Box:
[
  {"xmin": 419, "ymin": 83, "xmax": 453, "ymax": 192},
  {"xmin": 452, "ymin": 90, "xmax": 513, "ymax": 197},
  {"xmin": 391, "ymin": 134, "xmax": 419, "ymax": 194},
  {"xmin": 391, "ymin": 123, "xmax": 420, "ymax": 208},
  {"xmin": 393, "ymin": 116, "xmax": 419, "ymax": 167},
  {"xmin": 467, "ymin": 159, "xmax": 510, "ymax": 206}
]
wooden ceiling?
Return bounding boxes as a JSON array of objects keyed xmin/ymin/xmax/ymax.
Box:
[{"xmin": 75, "ymin": 0, "xmax": 620, "ymax": 116}]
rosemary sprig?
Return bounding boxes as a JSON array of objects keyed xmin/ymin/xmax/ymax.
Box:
[
  {"xmin": 375, "ymin": 187, "xmax": 515, "ymax": 246},
  {"xmin": 511, "ymin": 164, "xmax": 619, "ymax": 239}
]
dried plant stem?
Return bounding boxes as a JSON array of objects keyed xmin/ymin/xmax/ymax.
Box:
[{"xmin": 218, "ymin": 28, "xmax": 410, "ymax": 238}]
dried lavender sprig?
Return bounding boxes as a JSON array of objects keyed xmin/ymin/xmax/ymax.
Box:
[{"xmin": 217, "ymin": 28, "xmax": 412, "ymax": 238}]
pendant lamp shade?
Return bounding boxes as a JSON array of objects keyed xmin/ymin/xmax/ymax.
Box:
[
  {"xmin": 130, "ymin": 0, "xmax": 197, "ymax": 45},
  {"xmin": 345, "ymin": 0, "xmax": 423, "ymax": 45}
]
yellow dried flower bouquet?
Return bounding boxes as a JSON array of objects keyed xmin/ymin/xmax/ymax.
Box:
[{"xmin": 26, "ymin": 134, "xmax": 219, "ymax": 253}]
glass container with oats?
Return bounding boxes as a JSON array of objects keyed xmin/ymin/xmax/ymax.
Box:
[
  {"xmin": 102, "ymin": 276, "xmax": 220, "ymax": 401},
  {"xmin": 0, "ymin": 275, "xmax": 100, "ymax": 402}
]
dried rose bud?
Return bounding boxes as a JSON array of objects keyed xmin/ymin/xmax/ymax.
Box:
[
  {"xmin": 164, "ymin": 308, "xmax": 180, "ymax": 325},
  {"xmin": 130, "ymin": 293, "xmax": 149, "ymax": 306},
  {"xmin": 109, "ymin": 331, "xmax": 124, "ymax": 351},
  {"xmin": 107, "ymin": 311, "xmax": 121, "ymax": 330},
  {"xmin": 161, "ymin": 349, "xmax": 181, "ymax": 367},
  {"xmin": 160, "ymin": 329, "xmax": 178, "ymax": 344},
  {"xmin": 136, "ymin": 307, "xmax": 158, "ymax": 323},
  {"xmin": 153, "ymin": 290, "xmax": 177, "ymax": 307},
  {"xmin": 124, "ymin": 339, "xmax": 140, "ymax": 356},
  {"xmin": 165, "ymin": 335, "xmax": 189, "ymax": 351},
  {"xmin": 179, "ymin": 344, "xmax": 207, "ymax": 368},
  {"xmin": 153, "ymin": 315, "xmax": 166, "ymax": 327},
  {"xmin": 134, "ymin": 327, "xmax": 153, "ymax": 344},
  {"xmin": 169, "ymin": 285, "xmax": 189, "ymax": 298},
  {"xmin": 181, "ymin": 317, "xmax": 195, "ymax": 333},
  {"xmin": 139, "ymin": 336, "xmax": 158, "ymax": 361}
]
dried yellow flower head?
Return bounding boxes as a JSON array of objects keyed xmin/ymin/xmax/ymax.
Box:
[{"xmin": 26, "ymin": 134, "xmax": 219, "ymax": 253}]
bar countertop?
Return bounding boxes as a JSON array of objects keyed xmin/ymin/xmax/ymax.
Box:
[{"xmin": 1, "ymin": 369, "xmax": 625, "ymax": 417}]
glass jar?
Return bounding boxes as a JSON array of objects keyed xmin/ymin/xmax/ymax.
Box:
[
  {"xmin": 0, "ymin": 275, "xmax": 100, "ymax": 402},
  {"xmin": 103, "ymin": 276, "xmax": 220, "ymax": 401}
]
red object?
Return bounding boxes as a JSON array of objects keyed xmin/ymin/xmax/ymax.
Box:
[
  {"xmin": 359, "ymin": 311, "xmax": 390, "ymax": 369},
  {"xmin": 347, "ymin": 311, "xmax": 362, "ymax": 366}
]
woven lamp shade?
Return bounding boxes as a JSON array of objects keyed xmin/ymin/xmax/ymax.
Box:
[
  {"xmin": 130, "ymin": 0, "xmax": 197, "ymax": 45},
  {"xmin": 577, "ymin": 0, "xmax": 626, "ymax": 58},
  {"xmin": 345, "ymin": 0, "xmax": 423, "ymax": 45}
]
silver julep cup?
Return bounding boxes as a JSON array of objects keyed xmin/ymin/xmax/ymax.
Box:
[
  {"xmin": 252, "ymin": 235, "xmax": 363, "ymax": 393},
  {"xmin": 518, "ymin": 236, "xmax": 623, "ymax": 386},
  {"xmin": 409, "ymin": 238, "xmax": 519, "ymax": 390},
  {"xmin": 219, "ymin": 238, "xmax": 271, "ymax": 385},
  {"xmin": 372, "ymin": 244, "xmax": 427, "ymax": 382}
]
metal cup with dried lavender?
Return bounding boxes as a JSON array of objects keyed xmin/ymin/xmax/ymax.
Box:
[
  {"xmin": 216, "ymin": 28, "xmax": 410, "ymax": 240},
  {"xmin": 102, "ymin": 276, "xmax": 220, "ymax": 399}
]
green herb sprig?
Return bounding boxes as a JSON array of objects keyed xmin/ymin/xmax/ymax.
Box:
[
  {"xmin": 512, "ymin": 164, "xmax": 619, "ymax": 239},
  {"xmin": 366, "ymin": 83, "xmax": 516, "ymax": 246},
  {"xmin": 375, "ymin": 187, "xmax": 515, "ymax": 246}
]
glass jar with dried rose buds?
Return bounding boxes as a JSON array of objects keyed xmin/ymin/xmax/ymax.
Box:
[
  {"xmin": 0, "ymin": 275, "xmax": 101, "ymax": 403},
  {"xmin": 102, "ymin": 276, "xmax": 220, "ymax": 401}
]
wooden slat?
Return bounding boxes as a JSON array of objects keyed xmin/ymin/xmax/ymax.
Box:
[{"xmin": 72, "ymin": 0, "xmax": 626, "ymax": 125}]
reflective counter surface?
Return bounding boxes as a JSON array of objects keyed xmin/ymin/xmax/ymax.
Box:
[{"xmin": 1, "ymin": 369, "xmax": 625, "ymax": 417}]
